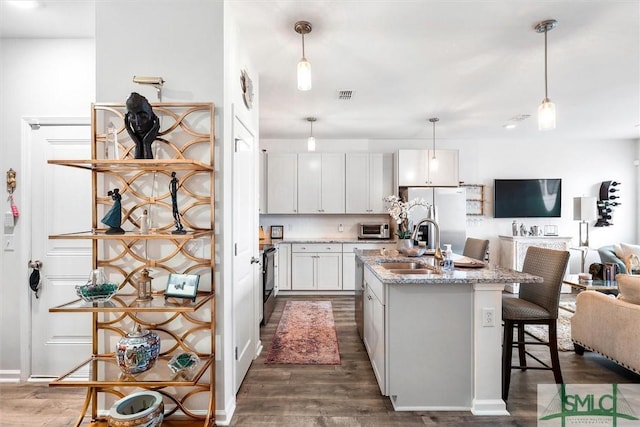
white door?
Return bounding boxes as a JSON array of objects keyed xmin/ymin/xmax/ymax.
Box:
[
  {"xmin": 29, "ymin": 123, "xmax": 92, "ymax": 378},
  {"xmin": 232, "ymin": 115, "xmax": 259, "ymax": 393}
]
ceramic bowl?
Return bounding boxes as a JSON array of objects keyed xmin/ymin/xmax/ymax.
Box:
[
  {"xmin": 75, "ymin": 282, "xmax": 118, "ymax": 303},
  {"xmin": 400, "ymin": 247, "xmax": 426, "ymax": 257},
  {"xmin": 108, "ymin": 391, "xmax": 164, "ymax": 427}
]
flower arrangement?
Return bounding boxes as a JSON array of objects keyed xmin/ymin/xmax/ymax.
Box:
[{"xmin": 384, "ymin": 195, "xmax": 431, "ymax": 239}]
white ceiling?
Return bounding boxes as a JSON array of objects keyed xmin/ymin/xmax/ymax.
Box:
[{"xmin": 3, "ymin": 0, "xmax": 639, "ymax": 142}]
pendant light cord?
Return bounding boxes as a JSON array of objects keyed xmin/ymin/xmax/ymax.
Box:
[{"xmin": 544, "ymin": 29, "xmax": 549, "ymax": 100}]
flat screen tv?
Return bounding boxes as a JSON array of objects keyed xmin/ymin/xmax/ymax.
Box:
[{"xmin": 494, "ymin": 179, "xmax": 562, "ymax": 218}]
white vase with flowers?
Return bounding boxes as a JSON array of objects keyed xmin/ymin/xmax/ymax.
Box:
[{"xmin": 384, "ymin": 195, "xmax": 431, "ymax": 250}]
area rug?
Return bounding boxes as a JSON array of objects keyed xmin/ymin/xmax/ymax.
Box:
[
  {"xmin": 524, "ymin": 307, "xmax": 574, "ymax": 351},
  {"xmin": 265, "ymin": 301, "xmax": 341, "ymax": 365}
]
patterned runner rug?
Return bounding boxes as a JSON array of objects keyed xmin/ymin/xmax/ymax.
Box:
[{"xmin": 265, "ymin": 300, "xmax": 341, "ymax": 365}]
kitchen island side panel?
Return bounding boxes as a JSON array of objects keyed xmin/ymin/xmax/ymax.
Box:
[{"xmin": 386, "ymin": 283, "xmax": 473, "ymax": 410}]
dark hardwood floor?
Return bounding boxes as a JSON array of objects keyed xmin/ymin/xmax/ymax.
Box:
[{"xmin": 1, "ymin": 295, "xmax": 638, "ymax": 426}]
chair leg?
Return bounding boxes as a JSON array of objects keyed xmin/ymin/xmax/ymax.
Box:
[
  {"xmin": 517, "ymin": 323, "xmax": 527, "ymax": 370},
  {"xmin": 502, "ymin": 320, "xmax": 514, "ymax": 401},
  {"xmin": 547, "ymin": 320, "xmax": 563, "ymax": 384}
]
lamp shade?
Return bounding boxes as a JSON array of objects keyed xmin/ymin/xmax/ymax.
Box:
[
  {"xmin": 538, "ymin": 99, "xmax": 556, "ymax": 130},
  {"xmin": 307, "ymin": 136, "xmax": 316, "ymax": 151},
  {"xmin": 297, "ymin": 58, "xmax": 312, "ymax": 91},
  {"xmin": 573, "ymin": 196, "xmax": 597, "ymax": 221}
]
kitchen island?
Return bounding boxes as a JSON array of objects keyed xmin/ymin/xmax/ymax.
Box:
[{"xmin": 356, "ymin": 249, "xmax": 542, "ymax": 415}]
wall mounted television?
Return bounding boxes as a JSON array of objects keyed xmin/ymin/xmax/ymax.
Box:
[{"xmin": 494, "ymin": 179, "xmax": 562, "ymax": 218}]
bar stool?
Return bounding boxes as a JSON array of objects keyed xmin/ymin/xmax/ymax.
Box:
[
  {"xmin": 462, "ymin": 237, "xmax": 489, "ymax": 261},
  {"xmin": 502, "ymin": 246, "xmax": 570, "ymax": 400}
]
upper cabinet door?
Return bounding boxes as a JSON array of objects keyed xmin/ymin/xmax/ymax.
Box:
[
  {"xmin": 298, "ymin": 153, "xmax": 345, "ymax": 214},
  {"xmin": 320, "ymin": 153, "xmax": 346, "ymax": 213},
  {"xmin": 396, "ymin": 149, "xmax": 459, "ymax": 187},
  {"xmin": 427, "ymin": 149, "xmax": 459, "ymax": 187},
  {"xmin": 259, "ymin": 150, "xmax": 267, "ymax": 214},
  {"xmin": 346, "ymin": 153, "xmax": 393, "ymax": 213},
  {"xmin": 368, "ymin": 153, "xmax": 393, "ymax": 213},
  {"xmin": 345, "ymin": 153, "xmax": 369, "ymax": 213},
  {"xmin": 297, "ymin": 153, "xmax": 322, "ymax": 213},
  {"xmin": 267, "ymin": 153, "xmax": 298, "ymax": 213}
]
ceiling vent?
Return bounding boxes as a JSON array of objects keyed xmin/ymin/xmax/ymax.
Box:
[{"xmin": 337, "ymin": 90, "xmax": 354, "ymax": 100}]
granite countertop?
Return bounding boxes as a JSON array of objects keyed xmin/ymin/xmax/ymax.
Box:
[{"xmin": 356, "ymin": 249, "xmax": 543, "ymax": 285}]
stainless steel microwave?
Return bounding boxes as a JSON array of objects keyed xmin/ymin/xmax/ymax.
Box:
[{"xmin": 358, "ymin": 223, "xmax": 390, "ymax": 239}]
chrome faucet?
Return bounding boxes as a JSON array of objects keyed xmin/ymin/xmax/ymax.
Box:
[{"xmin": 411, "ymin": 218, "xmax": 442, "ymax": 261}]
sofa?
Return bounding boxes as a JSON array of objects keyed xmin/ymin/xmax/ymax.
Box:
[
  {"xmin": 597, "ymin": 245, "xmax": 627, "ymax": 273},
  {"xmin": 571, "ymin": 274, "xmax": 640, "ymax": 374}
]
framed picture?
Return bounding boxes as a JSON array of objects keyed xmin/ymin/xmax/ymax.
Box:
[
  {"xmin": 270, "ymin": 225, "xmax": 284, "ymax": 239},
  {"xmin": 165, "ymin": 273, "xmax": 200, "ymax": 301}
]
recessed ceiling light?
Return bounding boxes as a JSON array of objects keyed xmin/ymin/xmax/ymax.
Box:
[{"xmin": 7, "ymin": 1, "xmax": 42, "ymax": 9}]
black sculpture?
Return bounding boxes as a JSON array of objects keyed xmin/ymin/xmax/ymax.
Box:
[
  {"xmin": 124, "ymin": 92, "xmax": 160, "ymax": 159},
  {"xmin": 102, "ymin": 188, "xmax": 125, "ymax": 234},
  {"xmin": 170, "ymin": 172, "xmax": 186, "ymax": 234}
]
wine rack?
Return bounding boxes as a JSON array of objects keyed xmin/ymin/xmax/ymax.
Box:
[{"xmin": 595, "ymin": 180, "xmax": 620, "ymax": 227}]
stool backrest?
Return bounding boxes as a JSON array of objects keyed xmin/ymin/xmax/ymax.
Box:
[
  {"xmin": 462, "ymin": 238, "xmax": 489, "ymax": 261},
  {"xmin": 520, "ymin": 246, "xmax": 570, "ymax": 319}
]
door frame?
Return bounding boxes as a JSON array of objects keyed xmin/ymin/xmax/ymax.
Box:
[{"xmin": 18, "ymin": 116, "xmax": 90, "ymax": 381}]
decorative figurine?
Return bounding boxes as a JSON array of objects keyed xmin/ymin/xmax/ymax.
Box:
[
  {"xmin": 170, "ymin": 172, "xmax": 186, "ymax": 234},
  {"xmin": 124, "ymin": 92, "xmax": 160, "ymax": 159},
  {"xmin": 102, "ymin": 188, "xmax": 125, "ymax": 234}
]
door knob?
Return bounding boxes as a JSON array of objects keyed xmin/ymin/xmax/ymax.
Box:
[{"xmin": 250, "ymin": 256, "xmax": 261, "ymax": 264}]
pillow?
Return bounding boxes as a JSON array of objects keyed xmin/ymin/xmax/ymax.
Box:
[
  {"xmin": 620, "ymin": 242, "xmax": 640, "ymax": 260},
  {"xmin": 617, "ymin": 274, "xmax": 640, "ymax": 305},
  {"xmin": 614, "ymin": 243, "xmax": 624, "ymax": 259}
]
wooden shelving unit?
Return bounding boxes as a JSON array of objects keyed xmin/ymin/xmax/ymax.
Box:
[{"xmin": 47, "ymin": 102, "xmax": 215, "ymax": 426}]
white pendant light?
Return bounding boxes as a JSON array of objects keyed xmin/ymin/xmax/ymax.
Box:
[
  {"xmin": 429, "ymin": 118, "xmax": 439, "ymax": 171},
  {"xmin": 295, "ymin": 21, "xmax": 312, "ymax": 91},
  {"xmin": 307, "ymin": 117, "xmax": 317, "ymax": 151},
  {"xmin": 535, "ymin": 19, "xmax": 558, "ymax": 131}
]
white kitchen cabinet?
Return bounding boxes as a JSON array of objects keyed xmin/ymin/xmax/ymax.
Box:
[
  {"xmin": 363, "ymin": 268, "xmax": 386, "ymax": 395},
  {"xmin": 297, "ymin": 153, "xmax": 345, "ymax": 214},
  {"xmin": 291, "ymin": 243, "xmax": 343, "ymax": 290},
  {"xmin": 276, "ymin": 243, "xmax": 291, "ymax": 292},
  {"xmin": 396, "ymin": 149, "xmax": 459, "ymax": 187},
  {"xmin": 342, "ymin": 242, "xmax": 397, "ymax": 291},
  {"xmin": 345, "ymin": 153, "xmax": 393, "ymax": 213},
  {"xmin": 267, "ymin": 153, "xmax": 298, "ymax": 214}
]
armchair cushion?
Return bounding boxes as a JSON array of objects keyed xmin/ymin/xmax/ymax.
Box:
[{"xmin": 617, "ymin": 274, "xmax": 640, "ymax": 305}]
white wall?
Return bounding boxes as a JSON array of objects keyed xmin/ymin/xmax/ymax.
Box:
[
  {"xmin": 0, "ymin": 38, "xmax": 95, "ymax": 379},
  {"xmin": 261, "ymin": 137, "xmax": 639, "ymax": 273}
]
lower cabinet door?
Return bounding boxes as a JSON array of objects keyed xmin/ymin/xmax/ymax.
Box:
[
  {"xmin": 291, "ymin": 253, "xmax": 316, "ymax": 290},
  {"xmin": 316, "ymin": 253, "xmax": 343, "ymax": 290},
  {"xmin": 369, "ymin": 289, "xmax": 386, "ymax": 394}
]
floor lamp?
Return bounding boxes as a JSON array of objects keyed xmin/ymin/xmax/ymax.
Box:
[{"xmin": 573, "ymin": 196, "xmax": 597, "ymax": 272}]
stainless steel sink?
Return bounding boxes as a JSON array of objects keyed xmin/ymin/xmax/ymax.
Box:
[{"xmin": 381, "ymin": 262, "xmax": 424, "ymax": 270}]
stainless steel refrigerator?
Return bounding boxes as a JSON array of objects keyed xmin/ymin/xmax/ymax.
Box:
[{"xmin": 406, "ymin": 187, "xmax": 467, "ymax": 253}]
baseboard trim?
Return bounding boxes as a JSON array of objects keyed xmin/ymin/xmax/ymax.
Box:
[{"xmin": 0, "ymin": 370, "xmax": 20, "ymax": 383}]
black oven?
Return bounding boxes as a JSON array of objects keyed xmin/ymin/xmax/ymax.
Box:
[{"xmin": 262, "ymin": 247, "xmax": 276, "ymax": 326}]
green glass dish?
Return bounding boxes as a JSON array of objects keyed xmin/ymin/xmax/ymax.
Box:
[{"xmin": 75, "ymin": 282, "xmax": 119, "ymax": 303}]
